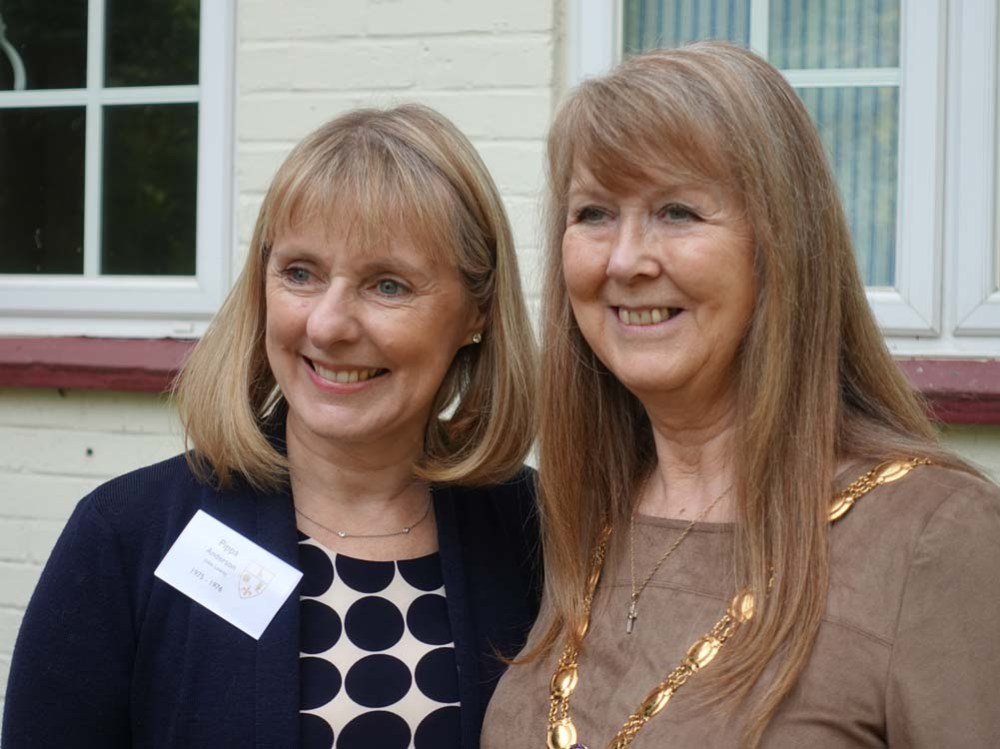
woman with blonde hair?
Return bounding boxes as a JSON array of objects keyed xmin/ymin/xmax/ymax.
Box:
[
  {"xmin": 482, "ymin": 43, "xmax": 1000, "ymax": 747},
  {"xmin": 4, "ymin": 104, "xmax": 540, "ymax": 749}
]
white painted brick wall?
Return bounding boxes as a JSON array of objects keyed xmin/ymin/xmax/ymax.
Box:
[
  {"xmin": 0, "ymin": 389, "xmax": 183, "ymax": 710},
  {"xmin": 235, "ymin": 1, "xmax": 556, "ymax": 291}
]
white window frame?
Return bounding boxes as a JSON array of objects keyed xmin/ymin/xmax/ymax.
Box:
[
  {"xmin": 0, "ymin": 0, "xmax": 235, "ymax": 338},
  {"xmin": 951, "ymin": 0, "xmax": 1000, "ymax": 336},
  {"xmin": 568, "ymin": 0, "xmax": 1000, "ymax": 355}
]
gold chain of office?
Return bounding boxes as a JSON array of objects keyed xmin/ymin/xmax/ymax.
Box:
[{"xmin": 545, "ymin": 457, "xmax": 932, "ymax": 749}]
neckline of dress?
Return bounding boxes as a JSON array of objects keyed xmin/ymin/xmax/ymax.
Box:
[
  {"xmin": 297, "ymin": 533, "xmax": 441, "ymax": 564},
  {"xmin": 633, "ymin": 460, "xmax": 871, "ymax": 531}
]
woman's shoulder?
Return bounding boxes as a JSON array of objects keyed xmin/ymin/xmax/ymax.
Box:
[
  {"xmin": 827, "ymin": 462, "xmax": 1000, "ymax": 639},
  {"xmin": 849, "ymin": 461, "xmax": 1000, "ymax": 536},
  {"xmin": 79, "ymin": 452, "xmax": 207, "ymax": 521},
  {"xmin": 71, "ymin": 452, "xmax": 254, "ymax": 557},
  {"xmin": 885, "ymin": 461, "xmax": 1000, "ymax": 565},
  {"xmin": 435, "ymin": 465, "xmax": 539, "ymax": 543},
  {"xmin": 439, "ymin": 464, "xmax": 537, "ymax": 509}
]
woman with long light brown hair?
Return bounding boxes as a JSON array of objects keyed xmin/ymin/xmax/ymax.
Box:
[{"xmin": 482, "ymin": 43, "xmax": 1000, "ymax": 748}]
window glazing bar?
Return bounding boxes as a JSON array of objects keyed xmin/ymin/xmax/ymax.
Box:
[
  {"xmin": 83, "ymin": 0, "xmax": 106, "ymax": 277},
  {"xmin": 749, "ymin": 0, "xmax": 770, "ymax": 57}
]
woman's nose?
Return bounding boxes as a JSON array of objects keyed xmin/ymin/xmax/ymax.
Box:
[
  {"xmin": 305, "ymin": 283, "xmax": 361, "ymax": 347},
  {"xmin": 605, "ymin": 217, "xmax": 661, "ymax": 283}
]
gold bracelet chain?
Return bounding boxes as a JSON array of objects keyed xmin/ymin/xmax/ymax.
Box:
[{"xmin": 546, "ymin": 458, "xmax": 931, "ymax": 749}]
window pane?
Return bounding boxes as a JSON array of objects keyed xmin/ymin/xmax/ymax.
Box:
[
  {"xmin": 101, "ymin": 104, "xmax": 197, "ymax": 275},
  {"xmin": 798, "ymin": 86, "xmax": 897, "ymax": 287},
  {"xmin": 769, "ymin": 0, "xmax": 899, "ymax": 69},
  {"xmin": 623, "ymin": 0, "xmax": 750, "ymax": 54},
  {"xmin": 0, "ymin": 0, "xmax": 87, "ymax": 90},
  {"xmin": 104, "ymin": 0, "xmax": 199, "ymax": 87},
  {"xmin": 0, "ymin": 107, "xmax": 85, "ymax": 273}
]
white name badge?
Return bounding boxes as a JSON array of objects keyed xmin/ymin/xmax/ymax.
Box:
[{"xmin": 154, "ymin": 510, "xmax": 303, "ymax": 639}]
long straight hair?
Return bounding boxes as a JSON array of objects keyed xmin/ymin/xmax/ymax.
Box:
[
  {"xmin": 175, "ymin": 104, "xmax": 537, "ymax": 489},
  {"xmin": 534, "ymin": 43, "xmax": 971, "ymax": 745}
]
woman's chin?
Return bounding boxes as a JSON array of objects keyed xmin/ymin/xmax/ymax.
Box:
[
  {"xmin": 285, "ymin": 406, "xmax": 388, "ymax": 447},
  {"xmin": 610, "ymin": 367, "xmax": 692, "ymax": 401}
]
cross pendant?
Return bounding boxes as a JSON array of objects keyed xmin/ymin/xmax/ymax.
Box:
[{"xmin": 626, "ymin": 598, "xmax": 638, "ymax": 634}]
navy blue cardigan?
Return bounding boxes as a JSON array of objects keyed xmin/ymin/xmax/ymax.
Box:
[{"xmin": 2, "ymin": 455, "xmax": 541, "ymax": 748}]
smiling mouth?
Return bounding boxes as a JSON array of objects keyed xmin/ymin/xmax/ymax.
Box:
[
  {"xmin": 615, "ymin": 306, "xmax": 684, "ymax": 326},
  {"xmin": 306, "ymin": 358, "xmax": 389, "ymax": 384}
]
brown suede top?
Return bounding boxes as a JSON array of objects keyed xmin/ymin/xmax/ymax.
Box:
[{"xmin": 481, "ymin": 464, "xmax": 1000, "ymax": 747}]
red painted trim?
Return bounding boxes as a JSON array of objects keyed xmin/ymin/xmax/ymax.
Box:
[
  {"xmin": 0, "ymin": 337, "xmax": 196, "ymax": 393},
  {"xmin": 897, "ymin": 359, "xmax": 1000, "ymax": 425},
  {"xmin": 0, "ymin": 339, "xmax": 999, "ymax": 424}
]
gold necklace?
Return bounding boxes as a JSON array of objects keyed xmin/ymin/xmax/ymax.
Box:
[
  {"xmin": 627, "ymin": 486, "xmax": 730, "ymax": 634},
  {"xmin": 546, "ymin": 458, "xmax": 931, "ymax": 749},
  {"xmin": 295, "ymin": 500, "xmax": 432, "ymax": 538},
  {"xmin": 294, "ymin": 486, "xmax": 432, "ymax": 539}
]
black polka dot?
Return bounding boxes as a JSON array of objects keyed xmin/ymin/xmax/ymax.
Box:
[
  {"xmin": 345, "ymin": 654, "xmax": 412, "ymax": 708},
  {"xmin": 300, "ymin": 599, "xmax": 342, "ymax": 654},
  {"xmin": 300, "ymin": 657, "xmax": 342, "ymax": 710},
  {"xmin": 414, "ymin": 647, "xmax": 459, "ymax": 703},
  {"xmin": 397, "ymin": 553, "xmax": 443, "ymax": 591},
  {"xmin": 345, "ymin": 596, "xmax": 404, "ymax": 651},
  {"xmin": 300, "ymin": 711, "xmax": 334, "ymax": 749},
  {"xmin": 407, "ymin": 594, "xmax": 452, "ymax": 645},
  {"xmin": 337, "ymin": 711, "xmax": 410, "ymax": 749},
  {"xmin": 414, "ymin": 705, "xmax": 460, "ymax": 748},
  {"xmin": 336, "ymin": 554, "xmax": 394, "ymax": 593},
  {"xmin": 299, "ymin": 544, "xmax": 335, "ymax": 597}
]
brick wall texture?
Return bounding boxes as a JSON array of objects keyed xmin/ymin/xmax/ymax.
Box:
[{"xmin": 0, "ymin": 389, "xmax": 184, "ymax": 710}]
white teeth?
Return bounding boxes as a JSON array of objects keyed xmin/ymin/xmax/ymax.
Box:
[
  {"xmin": 618, "ymin": 307, "xmax": 676, "ymax": 326},
  {"xmin": 313, "ymin": 364, "xmax": 381, "ymax": 384}
]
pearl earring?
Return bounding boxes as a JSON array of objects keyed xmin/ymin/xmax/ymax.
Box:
[{"xmin": 472, "ymin": 332, "xmax": 482, "ymax": 344}]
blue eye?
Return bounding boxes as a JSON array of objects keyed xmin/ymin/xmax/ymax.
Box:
[
  {"xmin": 662, "ymin": 204, "xmax": 698, "ymax": 221},
  {"xmin": 376, "ymin": 278, "xmax": 406, "ymax": 296},
  {"xmin": 573, "ymin": 206, "xmax": 607, "ymax": 224},
  {"xmin": 284, "ymin": 267, "xmax": 311, "ymax": 284}
]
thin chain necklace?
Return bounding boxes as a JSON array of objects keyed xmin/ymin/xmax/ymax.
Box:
[
  {"xmin": 626, "ymin": 486, "xmax": 730, "ymax": 634},
  {"xmin": 545, "ymin": 458, "xmax": 931, "ymax": 749},
  {"xmin": 295, "ymin": 492, "xmax": 433, "ymax": 539}
]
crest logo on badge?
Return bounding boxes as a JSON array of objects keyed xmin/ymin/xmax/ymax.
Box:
[{"xmin": 239, "ymin": 561, "xmax": 275, "ymax": 599}]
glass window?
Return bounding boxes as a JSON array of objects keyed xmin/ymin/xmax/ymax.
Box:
[
  {"xmin": 0, "ymin": 108, "xmax": 86, "ymax": 273},
  {"xmin": 0, "ymin": 2, "xmax": 87, "ymax": 90},
  {"xmin": 768, "ymin": 0, "xmax": 899, "ymax": 69},
  {"xmin": 104, "ymin": 0, "xmax": 200, "ymax": 87},
  {"xmin": 798, "ymin": 86, "xmax": 897, "ymax": 287},
  {"xmin": 622, "ymin": 0, "xmax": 900, "ymax": 288},
  {"xmin": 624, "ymin": 0, "xmax": 751, "ymax": 52},
  {"xmin": 0, "ymin": 0, "xmax": 201, "ymax": 278},
  {"xmin": 102, "ymin": 104, "xmax": 198, "ymax": 275}
]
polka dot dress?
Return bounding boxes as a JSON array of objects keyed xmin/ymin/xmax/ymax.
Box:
[{"xmin": 297, "ymin": 532, "xmax": 461, "ymax": 749}]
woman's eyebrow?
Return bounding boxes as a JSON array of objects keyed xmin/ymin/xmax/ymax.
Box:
[
  {"xmin": 566, "ymin": 181, "xmax": 716, "ymax": 202},
  {"xmin": 269, "ymin": 241, "xmax": 324, "ymax": 262},
  {"xmin": 566, "ymin": 182, "xmax": 610, "ymax": 202},
  {"xmin": 359, "ymin": 254, "xmax": 434, "ymax": 279}
]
